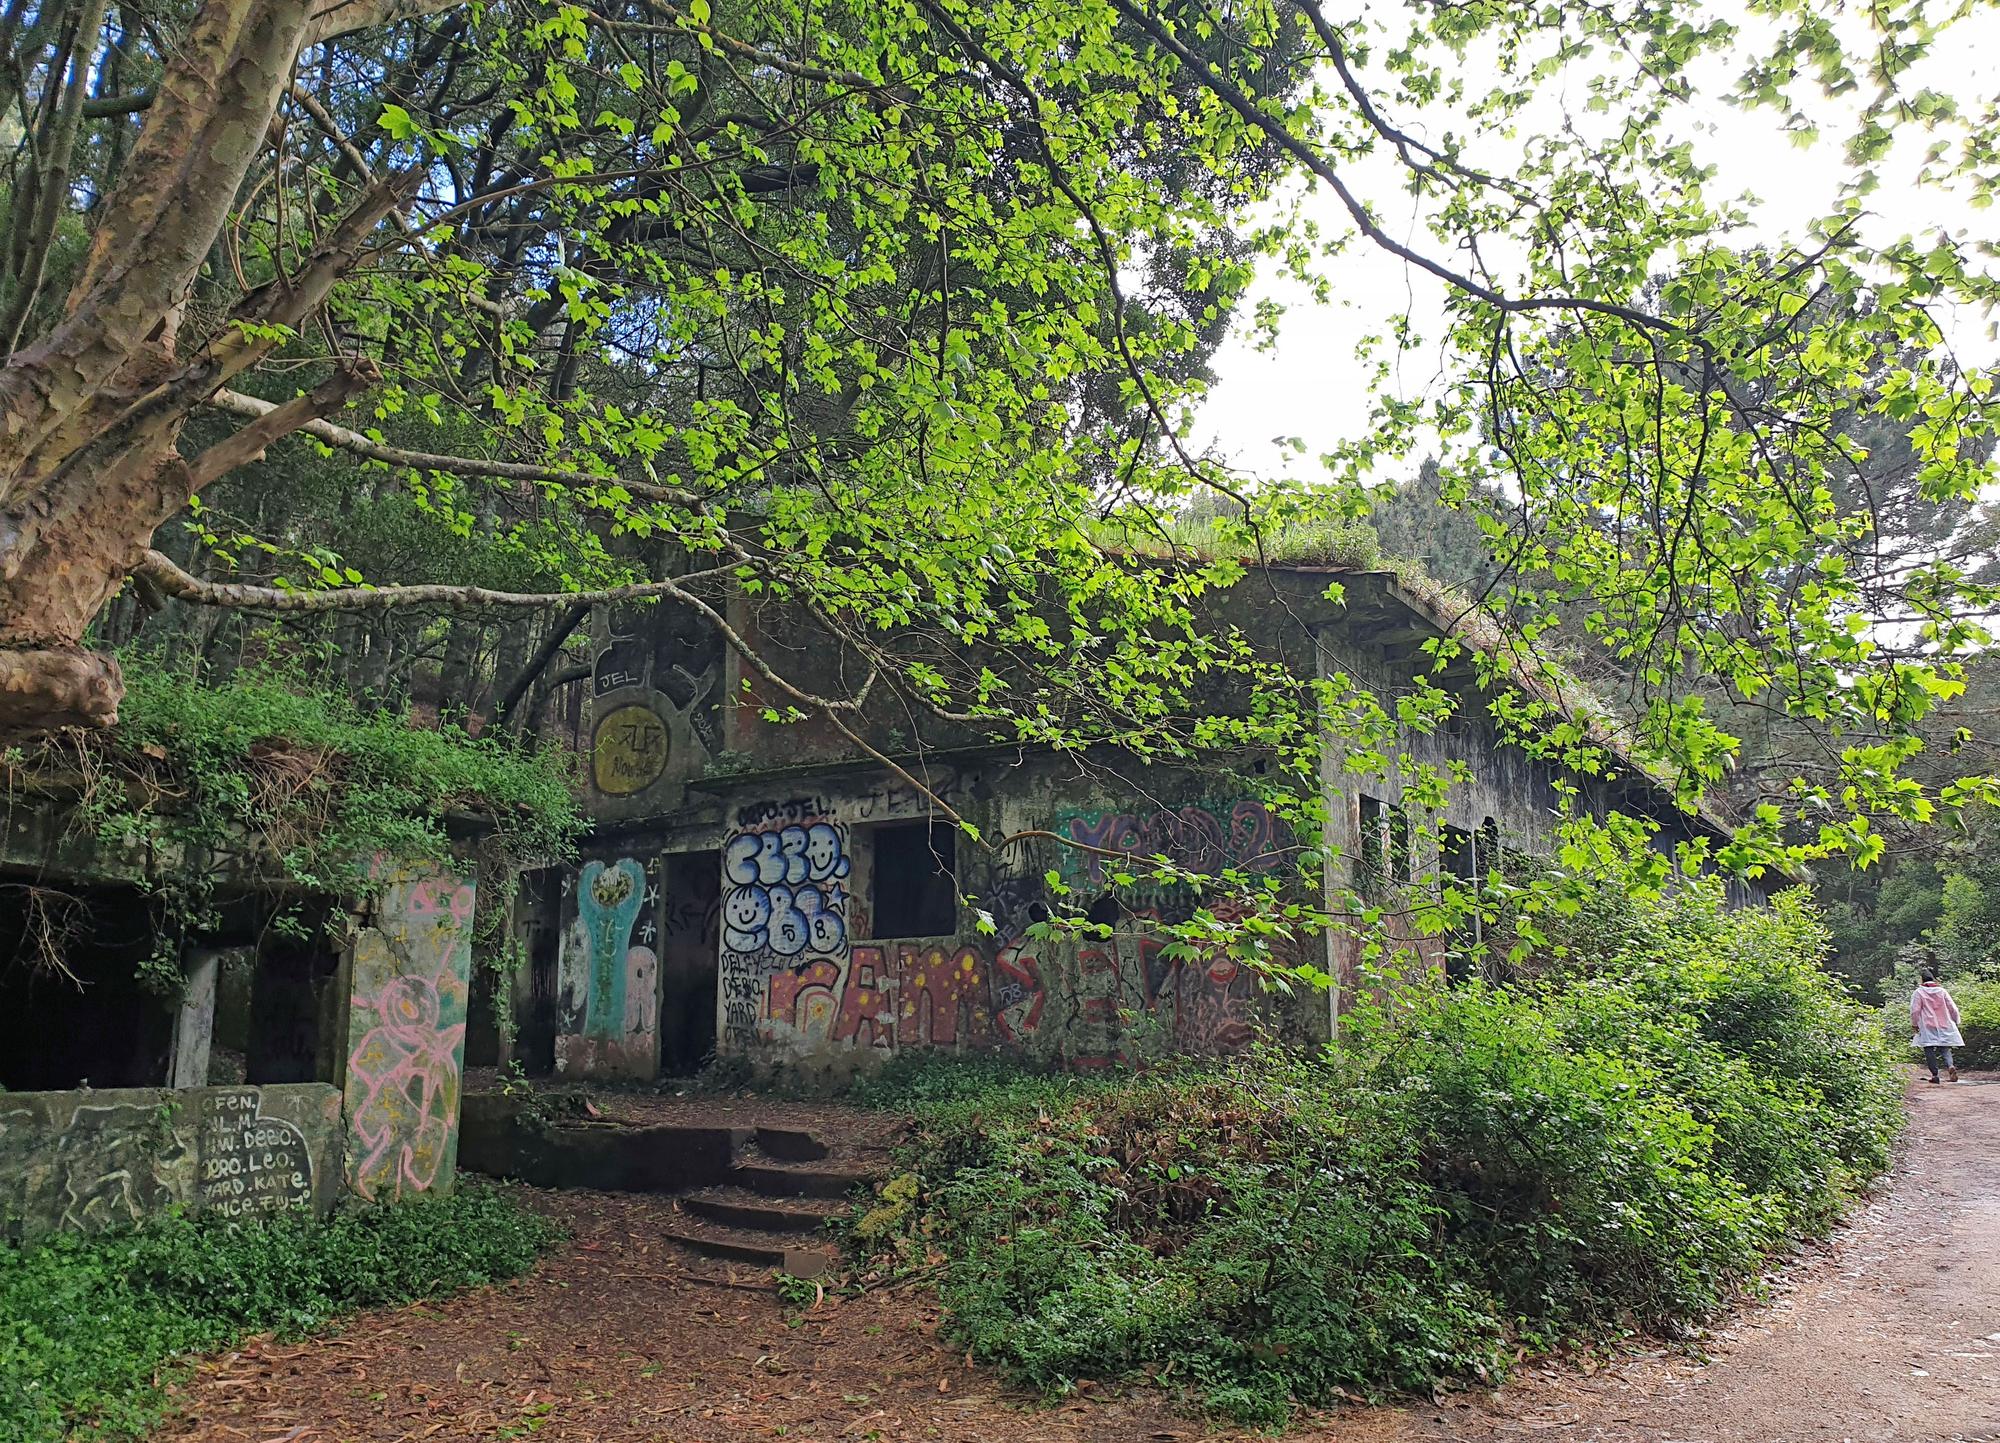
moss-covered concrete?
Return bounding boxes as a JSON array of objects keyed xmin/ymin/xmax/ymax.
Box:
[{"xmin": 0, "ymin": 1083, "xmax": 343, "ymax": 1240}]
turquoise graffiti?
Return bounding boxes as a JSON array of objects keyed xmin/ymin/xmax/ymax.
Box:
[{"xmin": 579, "ymin": 859, "xmax": 646, "ymax": 1040}]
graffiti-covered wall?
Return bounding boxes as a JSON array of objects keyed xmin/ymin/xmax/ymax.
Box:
[
  {"xmin": 696, "ymin": 771, "xmax": 1301, "ymax": 1074},
  {"xmin": 554, "ymin": 855, "xmax": 663, "ymax": 1080},
  {"xmin": 719, "ymin": 798, "xmax": 855, "ymax": 1052},
  {"xmin": 540, "ymin": 748, "xmax": 1316, "ymax": 1080},
  {"xmin": 588, "ymin": 599, "xmax": 726, "ymax": 820},
  {"xmin": 0, "ymin": 1083, "xmax": 343, "ymax": 1240},
  {"xmin": 344, "ymin": 870, "xmax": 476, "ymax": 1202}
]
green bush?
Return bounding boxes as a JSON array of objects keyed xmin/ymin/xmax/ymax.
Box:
[
  {"xmin": 0, "ymin": 1184, "xmax": 561, "ymax": 1443},
  {"xmin": 857, "ymin": 882, "xmax": 1900, "ymax": 1424},
  {"xmin": 1879, "ymin": 976, "xmax": 2000, "ymax": 1068}
]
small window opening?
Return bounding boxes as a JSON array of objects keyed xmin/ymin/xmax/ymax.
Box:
[
  {"xmin": 1441, "ymin": 824, "xmax": 1479, "ymax": 985},
  {"xmin": 1476, "ymin": 818, "xmax": 1502, "ymax": 888},
  {"xmin": 0, "ymin": 878, "xmax": 171, "ymax": 1090},
  {"xmin": 1358, "ymin": 795, "xmax": 1388, "ymax": 896},
  {"xmin": 1388, "ymin": 806, "xmax": 1411, "ymax": 884},
  {"xmin": 869, "ymin": 822, "xmax": 958, "ymax": 938}
]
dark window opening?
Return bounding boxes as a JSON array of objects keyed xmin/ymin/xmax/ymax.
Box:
[
  {"xmin": 1358, "ymin": 795, "xmax": 1416, "ymax": 898},
  {"xmin": 1440, "ymin": 819, "xmax": 1506, "ymax": 986},
  {"xmin": 659, "ymin": 850, "xmax": 720, "ymax": 1076},
  {"xmin": 1358, "ymin": 795, "xmax": 1388, "ymax": 896},
  {"xmin": 0, "ymin": 882, "xmax": 340, "ymax": 1092},
  {"xmin": 244, "ymin": 898, "xmax": 343, "ymax": 1085},
  {"xmin": 1476, "ymin": 818, "xmax": 1502, "ymax": 887},
  {"xmin": 869, "ymin": 822, "xmax": 957, "ymax": 938},
  {"xmin": 1441, "ymin": 825, "xmax": 1478, "ymax": 985},
  {"xmin": 0, "ymin": 877, "xmax": 172, "ymax": 1090}
]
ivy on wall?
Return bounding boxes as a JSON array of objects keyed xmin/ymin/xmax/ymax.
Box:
[{"xmin": 2, "ymin": 660, "xmax": 585, "ymax": 993}]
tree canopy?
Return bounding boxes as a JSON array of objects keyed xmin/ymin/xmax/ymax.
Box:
[{"xmin": 3, "ymin": 0, "xmax": 1998, "ymax": 951}]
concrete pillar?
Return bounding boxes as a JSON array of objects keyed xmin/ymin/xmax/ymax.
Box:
[{"xmin": 167, "ymin": 949, "xmax": 221, "ymax": 1089}]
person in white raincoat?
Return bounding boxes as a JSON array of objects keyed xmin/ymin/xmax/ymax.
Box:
[{"xmin": 1911, "ymin": 969, "xmax": 1965, "ymax": 1085}]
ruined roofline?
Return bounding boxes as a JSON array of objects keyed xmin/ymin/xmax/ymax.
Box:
[{"xmin": 1330, "ymin": 569, "xmax": 1802, "ymax": 878}]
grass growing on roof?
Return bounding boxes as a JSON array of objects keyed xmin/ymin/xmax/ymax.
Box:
[{"xmin": 2, "ymin": 658, "xmax": 584, "ymax": 992}]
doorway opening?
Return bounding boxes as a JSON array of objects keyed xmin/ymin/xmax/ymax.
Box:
[
  {"xmin": 658, "ymin": 850, "xmax": 720, "ymax": 1075},
  {"xmin": 515, "ymin": 868, "xmax": 564, "ymax": 1076}
]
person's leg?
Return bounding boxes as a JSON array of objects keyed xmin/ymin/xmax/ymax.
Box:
[
  {"xmin": 1925, "ymin": 1045, "xmax": 1944, "ymax": 1081},
  {"xmin": 1946, "ymin": 1047, "xmax": 1959, "ymax": 1083}
]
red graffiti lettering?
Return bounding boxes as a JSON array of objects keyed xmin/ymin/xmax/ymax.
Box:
[
  {"xmin": 895, "ymin": 944, "xmax": 991, "ymax": 1047},
  {"xmin": 833, "ymin": 946, "xmax": 896, "ymax": 1050}
]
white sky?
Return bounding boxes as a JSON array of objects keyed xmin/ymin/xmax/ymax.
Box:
[{"xmin": 1196, "ymin": 2, "xmax": 2000, "ymax": 484}]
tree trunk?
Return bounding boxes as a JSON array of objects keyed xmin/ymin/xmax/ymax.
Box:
[{"xmin": 0, "ymin": 0, "xmax": 458, "ymax": 740}]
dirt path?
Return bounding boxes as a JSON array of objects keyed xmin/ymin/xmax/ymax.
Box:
[
  {"xmin": 1343, "ymin": 1073, "xmax": 2000, "ymax": 1443},
  {"xmin": 157, "ymin": 1075, "xmax": 2000, "ymax": 1443}
]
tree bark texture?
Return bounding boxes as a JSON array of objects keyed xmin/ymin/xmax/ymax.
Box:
[{"xmin": 0, "ymin": 0, "xmax": 443, "ymax": 738}]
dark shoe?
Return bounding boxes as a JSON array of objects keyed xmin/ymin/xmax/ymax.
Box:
[{"xmin": 1930, "ymin": 1075, "xmax": 1942, "ymax": 1084}]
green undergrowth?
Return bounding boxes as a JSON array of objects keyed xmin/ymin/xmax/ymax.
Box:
[
  {"xmin": 0, "ymin": 1183, "xmax": 562, "ymax": 1443},
  {"xmin": 4, "ymin": 659, "xmax": 584, "ymax": 991},
  {"xmin": 850, "ymin": 883, "xmax": 1901, "ymax": 1425}
]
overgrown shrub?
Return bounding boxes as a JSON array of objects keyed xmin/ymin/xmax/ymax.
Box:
[
  {"xmin": 855, "ymin": 882, "xmax": 1900, "ymax": 1423},
  {"xmin": 0, "ymin": 1184, "xmax": 561, "ymax": 1443}
]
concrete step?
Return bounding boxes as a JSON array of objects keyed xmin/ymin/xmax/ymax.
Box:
[
  {"xmin": 752, "ymin": 1125, "xmax": 831, "ymax": 1162},
  {"xmin": 661, "ymin": 1213, "xmax": 835, "ymax": 1276},
  {"xmin": 682, "ymin": 1185, "xmax": 847, "ymax": 1235},
  {"xmin": 731, "ymin": 1159, "xmax": 880, "ymax": 1200}
]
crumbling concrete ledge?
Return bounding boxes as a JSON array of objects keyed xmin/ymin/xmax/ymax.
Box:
[{"xmin": 0, "ymin": 1083, "xmax": 343, "ymax": 1240}]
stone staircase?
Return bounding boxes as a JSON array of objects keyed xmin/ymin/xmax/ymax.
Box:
[
  {"xmin": 664, "ymin": 1126, "xmax": 883, "ymax": 1276},
  {"xmin": 458, "ymin": 1099, "xmax": 891, "ymax": 1280}
]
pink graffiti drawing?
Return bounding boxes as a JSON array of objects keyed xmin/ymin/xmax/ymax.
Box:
[
  {"xmin": 407, "ymin": 879, "xmax": 476, "ymax": 923},
  {"xmin": 767, "ymin": 956, "xmax": 843, "ymax": 1042},
  {"xmin": 833, "ymin": 946, "xmax": 896, "ymax": 1050},
  {"xmin": 346, "ymin": 975, "xmax": 465, "ymax": 1201}
]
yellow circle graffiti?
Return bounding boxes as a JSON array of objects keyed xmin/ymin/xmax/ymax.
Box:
[{"xmin": 592, "ymin": 703, "xmax": 670, "ymax": 795}]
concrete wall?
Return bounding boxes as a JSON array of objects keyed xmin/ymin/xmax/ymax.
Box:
[
  {"xmin": 344, "ymin": 868, "xmax": 477, "ymax": 1202},
  {"xmin": 544, "ymin": 756, "xmax": 1306, "ymax": 1083},
  {"xmin": 545, "ymin": 568, "xmax": 1772, "ymax": 1083},
  {"xmin": 0, "ymin": 1083, "xmax": 342, "ymax": 1240}
]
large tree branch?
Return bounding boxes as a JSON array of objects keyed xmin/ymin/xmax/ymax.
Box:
[
  {"xmin": 134, "ymin": 551, "xmax": 735, "ymax": 612},
  {"xmin": 302, "ymin": 0, "xmax": 463, "ymax": 47},
  {"xmin": 80, "ymin": 89, "xmax": 153, "ymax": 116},
  {"xmin": 204, "ymin": 388, "xmax": 700, "ymax": 505},
  {"xmin": 186, "ymin": 363, "xmax": 380, "ymax": 490},
  {"xmin": 491, "ymin": 600, "xmax": 591, "ymax": 729}
]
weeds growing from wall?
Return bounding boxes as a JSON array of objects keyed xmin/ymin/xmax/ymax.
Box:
[
  {"xmin": 852, "ymin": 883, "xmax": 1901, "ymax": 1424},
  {"xmin": 1, "ymin": 660, "xmax": 584, "ymax": 992},
  {"xmin": 0, "ymin": 1183, "xmax": 562, "ymax": 1443}
]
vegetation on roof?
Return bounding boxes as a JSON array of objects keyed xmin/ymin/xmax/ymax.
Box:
[
  {"xmin": 1082, "ymin": 508, "xmax": 1385, "ymax": 570},
  {"xmin": 2, "ymin": 658, "xmax": 584, "ymax": 991}
]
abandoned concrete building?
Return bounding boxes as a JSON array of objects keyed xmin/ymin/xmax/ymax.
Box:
[
  {"xmin": 0, "ymin": 558, "xmax": 1775, "ymax": 1237},
  {"xmin": 525, "ymin": 563, "xmax": 1775, "ymax": 1086},
  {"xmin": 0, "ymin": 790, "xmax": 482, "ymax": 1238}
]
